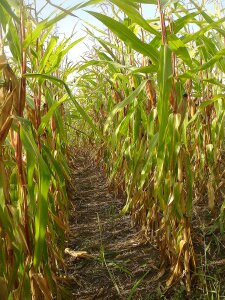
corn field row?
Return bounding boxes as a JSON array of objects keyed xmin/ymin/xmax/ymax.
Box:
[{"xmin": 0, "ymin": 0, "xmax": 224, "ymax": 299}]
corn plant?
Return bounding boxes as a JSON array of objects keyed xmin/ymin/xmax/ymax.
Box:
[{"xmin": 0, "ymin": 0, "xmax": 99, "ymax": 298}]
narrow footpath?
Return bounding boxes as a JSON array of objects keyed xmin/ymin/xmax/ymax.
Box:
[{"xmin": 64, "ymin": 150, "xmax": 161, "ymax": 300}]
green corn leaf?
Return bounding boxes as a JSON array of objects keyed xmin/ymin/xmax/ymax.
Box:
[
  {"xmin": 157, "ymin": 45, "xmax": 173, "ymax": 145},
  {"xmin": 109, "ymin": 0, "xmax": 160, "ymax": 36},
  {"xmin": 33, "ymin": 159, "xmax": 51, "ymax": 268},
  {"xmin": 23, "ymin": 22, "xmax": 48, "ymax": 49},
  {"xmin": 82, "ymin": 21, "xmax": 108, "ymax": 36},
  {"xmin": 126, "ymin": 0, "xmax": 157, "ymax": 4},
  {"xmin": 39, "ymin": 25, "xmax": 55, "ymax": 47},
  {"xmin": 61, "ymin": 37, "xmax": 86, "ymax": 57},
  {"xmin": 0, "ymin": 0, "xmax": 19, "ymax": 23},
  {"xmin": 173, "ymin": 182, "xmax": 183, "ymax": 219},
  {"xmin": 128, "ymin": 270, "xmax": 150, "ymax": 300},
  {"xmin": 198, "ymin": 95, "xmax": 225, "ymax": 110},
  {"xmin": 185, "ymin": 151, "xmax": 193, "ymax": 216},
  {"xmin": 0, "ymin": 174, "xmax": 14, "ymax": 239},
  {"xmin": 87, "ymin": 11, "xmax": 159, "ymax": 63},
  {"xmin": 25, "ymin": 73, "xmax": 102, "ymax": 139},
  {"xmin": 168, "ymin": 34, "xmax": 192, "ymax": 67},
  {"xmin": 109, "ymin": 155, "xmax": 124, "ymax": 181},
  {"xmin": 78, "ymin": 59, "xmax": 129, "ymax": 72},
  {"xmin": 115, "ymin": 110, "xmax": 134, "ymax": 138},
  {"xmin": 189, "ymin": 0, "xmax": 225, "ymax": 36},
  {"xmin": 173, "ymin": 12, "xmax": 198, "ymax": 33},
  {"xmin": 38, "ymin": 94, "xmax": 68, "ymax": 135},
  {"xmin": 129, "ymin": 65, "xmax": 158, "ymax": 74},
  {"xmin": 187, "ymin": 94, "xmax": 224, "ymax": 127},
  {"xmin": 0, "ymin": 14, "xmax": 21, "ymax": 63},
  {"xmin": 38, "ymin": 36, "xmax": 58, "ymax": 73},
  {"xmin": 95, "ymin": 37, "xmax": 119, "ymax": 61},
  {"xmin": 133, "ymin": 106, "xmax": 142, "ymax": 142},
  {"xmin": 18, "ymin": 117, "xmax": 51, "ymax": 268},
  {"xmin": 23, "ymin": 3, "xmax": 83, "ymax": 49},
  {"xmin": 182, "ymin": 17, "xmax": 225, "ymax": 44},
  {"xmin": 104, "ymin": 80, "xmax": 147, "ymax": 131},
  {"xmin": 42, "ymin": 145, "xmax": 70, "ymax": 185},
  {"xmin": 27, "ymin": 153, "xmax": 36, "ymax": 214}
]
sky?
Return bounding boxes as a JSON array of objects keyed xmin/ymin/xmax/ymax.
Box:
[
  {"xmin": 28, "ymin": 0, "xmax": 103, "ymax": 61},
  {"xmin": 27, "ymin": 0, "xmax": 157, "ymax": 62}
]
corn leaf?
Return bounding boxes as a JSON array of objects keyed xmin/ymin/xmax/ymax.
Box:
[{"xmin": 87, "ymin": 11, "xmax": 159, "ymax": 63}]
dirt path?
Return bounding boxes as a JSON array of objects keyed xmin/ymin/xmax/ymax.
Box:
[{"xmin": 64, "ymin": 150, "xmax": 161, "ymax": 300}]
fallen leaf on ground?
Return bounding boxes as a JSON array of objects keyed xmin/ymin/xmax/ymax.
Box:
[{"xmin": 65, "ymin": 248, "xmax": 95, "ymax": 259}]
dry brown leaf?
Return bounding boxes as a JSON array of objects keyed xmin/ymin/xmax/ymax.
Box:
[
  {"xmin": 145, "ymin": 80, "xmax": 156, "ymax": 110},
  {"xmin": 0, "ymin": 53, "xmax": 7, "ymax": 70},
  {"xmin": 64, "ymin": 248, "xmax": 95, "ymax": 259},
  {"xmin": 32, "ymin": 273, "xmax": 53, "ymax": 300},
  {"xmin": 0, "ymin": 56, "xmax": 19, "ymax": 146},
  {"xmin": 207, "ymin": 174, "xmax": 215, "ymax": 210},
  {"xmin": 0, "ymin": 277, "xmax": 8, "ymax": 300},
  {"xmin": 51, "ymin": 213, "xmax": 69, "ymax": 231},
  {"xmin": 166, "ymin": 239, "xmax": 187, "ymax": 288}
]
